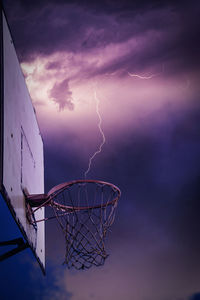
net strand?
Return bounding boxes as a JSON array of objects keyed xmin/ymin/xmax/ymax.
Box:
[{"xmin": 48, "ymin": 181, "xmax": 120, "ymax": 269}]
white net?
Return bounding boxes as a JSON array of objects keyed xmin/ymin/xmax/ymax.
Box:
[{"xmin": 50, "ymin": 180, "xmax": 120, "ymax": 269}]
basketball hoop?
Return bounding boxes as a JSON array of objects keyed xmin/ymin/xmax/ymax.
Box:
[{"xmin": 26, "ymin": 180, "xmax": 121, "ymax": 270}]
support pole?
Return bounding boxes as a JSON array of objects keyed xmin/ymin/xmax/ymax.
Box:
[{"xmin": 0, "ymin": 238, "xmax": 29, "ymax": 262}]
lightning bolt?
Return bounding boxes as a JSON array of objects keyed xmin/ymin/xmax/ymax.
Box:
[
  {"xmin": 105, "ymin": 64, "xmax": 164, "ymax": 79},
  {"xmin": 127, "ymin": 72, "xmax": 157, "ymax": 79},
  {"xmin": 84, "ymin": 65, "xmax": 164, "ymax": 178},
  {"xmin": 84, "ymin": 89, "xmax": 106, "ymax": 178},
  {"xmin": 127, "ymin": 64, "xmax": 164, "ymax": 80}
]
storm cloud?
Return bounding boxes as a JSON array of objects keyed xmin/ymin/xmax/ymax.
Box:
[
  {"xmin": 3, "ymin": 0, "xmax": 200, "ymax": 76},
  {"xmin": 48, "ymin": 78, "xmax": 74, "ymax": 111},
  {"xmin": 1, "ymin": 0, "xmax": 200, "ymax": 299}
]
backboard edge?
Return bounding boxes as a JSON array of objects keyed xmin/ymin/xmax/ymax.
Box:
[{"xmin": 0, "ymin": 7, "xmax": 3, "ymax": 188}]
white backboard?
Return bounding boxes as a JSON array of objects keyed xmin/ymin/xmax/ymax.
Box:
[{"xmin": 0, "ymin": 10, "xmax": 45, "ymax": 273}]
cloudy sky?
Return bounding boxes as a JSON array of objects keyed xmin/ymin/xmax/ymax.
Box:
[{"xmin": 1, "ymin": 0, "xmax": 200, "ymax": 299}]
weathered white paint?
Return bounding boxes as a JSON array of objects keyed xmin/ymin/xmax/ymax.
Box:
[{"xmin": 2, "ymin": 12, "xmax": 45, "ymax": 270}]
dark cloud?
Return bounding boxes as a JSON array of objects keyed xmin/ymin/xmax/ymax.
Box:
[
  {"xmin": 4, "ymin": 0, "xmax": 196, "ymax": 15},
  {"xmin": 48, "ymin": 78, "xmax": 74, "ymax": 111},
  {"xmin": 3, "ymin": 0, "xmax": 200, "ymax": 75},
  {"xmin": 2, "ymin": 0, "xmax": 180, "ymax": 13},
  {"xmin": 45, "ymin": 60, "xmax": 62, "ymax": 70}
]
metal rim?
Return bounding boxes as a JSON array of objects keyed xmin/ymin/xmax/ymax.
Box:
[{"xmin": 48, "ymin": 179, "xmax": 121, "ymax": 212}]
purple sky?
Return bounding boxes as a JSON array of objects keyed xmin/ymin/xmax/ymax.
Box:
[{"xmin": 1, "ymin": 0, "xmax": 200, "ymax": 299}]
